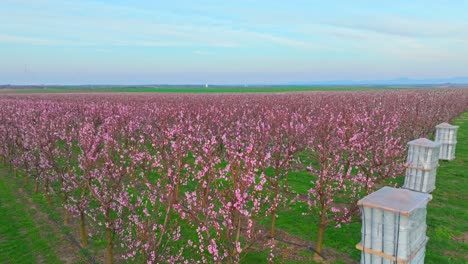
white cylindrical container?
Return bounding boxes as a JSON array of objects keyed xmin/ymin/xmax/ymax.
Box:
[
  {"xmin": 397, "ymin": 214, "xmax": 410, "ymax": 258},
  {"xmin": 371, "ymin": 208, "xmax": 384, "ymax": 252},
  {"xmin": 357, "ymin": 187, "xmax": 431, "ymax": 263},
  {"xmin": 435, "ymin": 122, "xmax": 459, "ymax": 161},
  {"xmin": 361, "ymin": 251, "xmax": 371, "ymax": 264},
  {"xmin": 361, "ymin": 206, "xmax": 373, "ymax": 249},
  {"xmin": 403, "ymin": 138, "xmax": 440, "ymax": 193},
  {"xmin": 382, "ymin": 210, "xmax": 395, "ymax": 259},
  {"xmin": 408, "ymin": 243, "xmax": 427, "ymax": 264}
]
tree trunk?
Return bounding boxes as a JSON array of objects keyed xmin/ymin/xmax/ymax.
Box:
[
  {"xmin": 80, "ymin": 212, "xmax": 88, "ymax": 247},
  {"xmin": 270, "ymin": 181, "xmax": 279, "ymax": 238},
  {"xmin": 34, "ymin": 179, "xmax": 39, "ymax": 193},
  {"xmin": 314, "ymin": 203, "xmax": 327, "ymax": 261},
  {"xmin": 45, "ymin": 193, "xmax": 51, "ymax": 205},
  {"xmin": 62, "ymin": 188, "xmax": 68, "ymax": 225},
  {"xmin": 314, "ymin": 223, "xmax": 326, "ymax": 261},
  {"xmin": 270, "ymin": 210, "xmax": 277, "ymax": 238},
  {"xmin": 106, "ymin": 227, "xmax": 114, "ymax": 264},
  {"xmin": 44, "ymin": 179, "xmax": 52, "ymax": 206},
  {"xmin": 63, "ymin": 209, "xmax": 69, "ymax": 225},
  {"xmin": 45, "ymin": 179, "xmax": 51, "ymax": 205}
]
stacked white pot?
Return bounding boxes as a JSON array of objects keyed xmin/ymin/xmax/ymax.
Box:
[
  {"xmin": 357, "ymin": 187, "xmax": 432, "ymax": 264},
  {"xmin": 403, "ymin": 138, "xmax": 440, "ymax": 193},
  {"xmin": 435, "ymin": 123, "xmax": 458, "ymax": 161}
]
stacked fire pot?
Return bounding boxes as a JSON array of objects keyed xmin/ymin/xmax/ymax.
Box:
[
  {"xmin": 435, "ymin": 123, "xmax": 459, "ymax": 161},
  {"xmin": 357, "ymin": 187, "xmax": 432, "ymax": 264},
  {"xmin": 403, "ymin": 138, "xmax": 440, "ymax": 193}
]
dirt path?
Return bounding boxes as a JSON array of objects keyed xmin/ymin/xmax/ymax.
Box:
[{"xmin": 251, "ymin": 221, "xmax": 357, "ymax": 264}]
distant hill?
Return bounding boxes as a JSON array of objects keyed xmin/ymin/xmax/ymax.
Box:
[
  {"xmin": 2, "ymin": 77, "xmax": 468, "ymax": 89},
  {"xmin": 289, "ymin": 77, "xmax": 468, "ymax": 85}
]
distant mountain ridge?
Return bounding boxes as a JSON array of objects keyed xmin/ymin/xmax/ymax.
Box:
[
  {"xmin": 2, "ymin": 77, "xmax": 468, "ymax": 88},
  {"xmin": 290, "ymin": 76, "xmax": 468, "ymax": 85}
]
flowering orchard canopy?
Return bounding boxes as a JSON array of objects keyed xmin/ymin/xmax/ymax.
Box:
[{"xmin": 0, "ymin": 89, "xmax": 466, "ymax": 263}]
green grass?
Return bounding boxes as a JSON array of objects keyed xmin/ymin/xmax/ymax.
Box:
[
  {"xmin": 425, "ymin": 112, "xmax": 468, "ymax": 263},
  {"xmin": 0, "ymin": 85, "xmax": 383, "ymax": 94},
  {"xmin": 0, "ymin": 171, "xmax": 62, "ymax": 263}
]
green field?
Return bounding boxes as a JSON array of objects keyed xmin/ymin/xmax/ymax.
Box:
[
  {"xmin": 0, "ymin": 85, "xmax": 399, "ymax": 94},
  {"xmin": 0, "ymin": 112, "xmax": 467, "ymax": 263}
]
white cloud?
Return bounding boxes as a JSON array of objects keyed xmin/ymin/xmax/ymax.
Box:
[
  {"xmin": 312, "ymin": 13, "xmax": 468, "ymax": 41},
  {"xmin": 194, "ymin": 50, "xmax": 213, "ymax": 55},
  {"xmin": 0, "ymin": 34, "xmax": 58, "ymax": 45},
  {"xmin": 0, "ymin": 0, "xmax": 316, "ymax": 50}
]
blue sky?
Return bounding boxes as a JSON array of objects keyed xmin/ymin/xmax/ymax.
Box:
[{"xmin": 1, "ymin": 0, "xmax": 468, "ymax": 84}]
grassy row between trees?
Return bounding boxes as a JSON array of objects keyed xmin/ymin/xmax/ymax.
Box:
[
  {"xmin": 0, "ymin": 169, "xmax": 62, "ymax": 263},
  {"xmin": 0, "ymin": 111, "xmax": 467, "ymax": 263}
]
